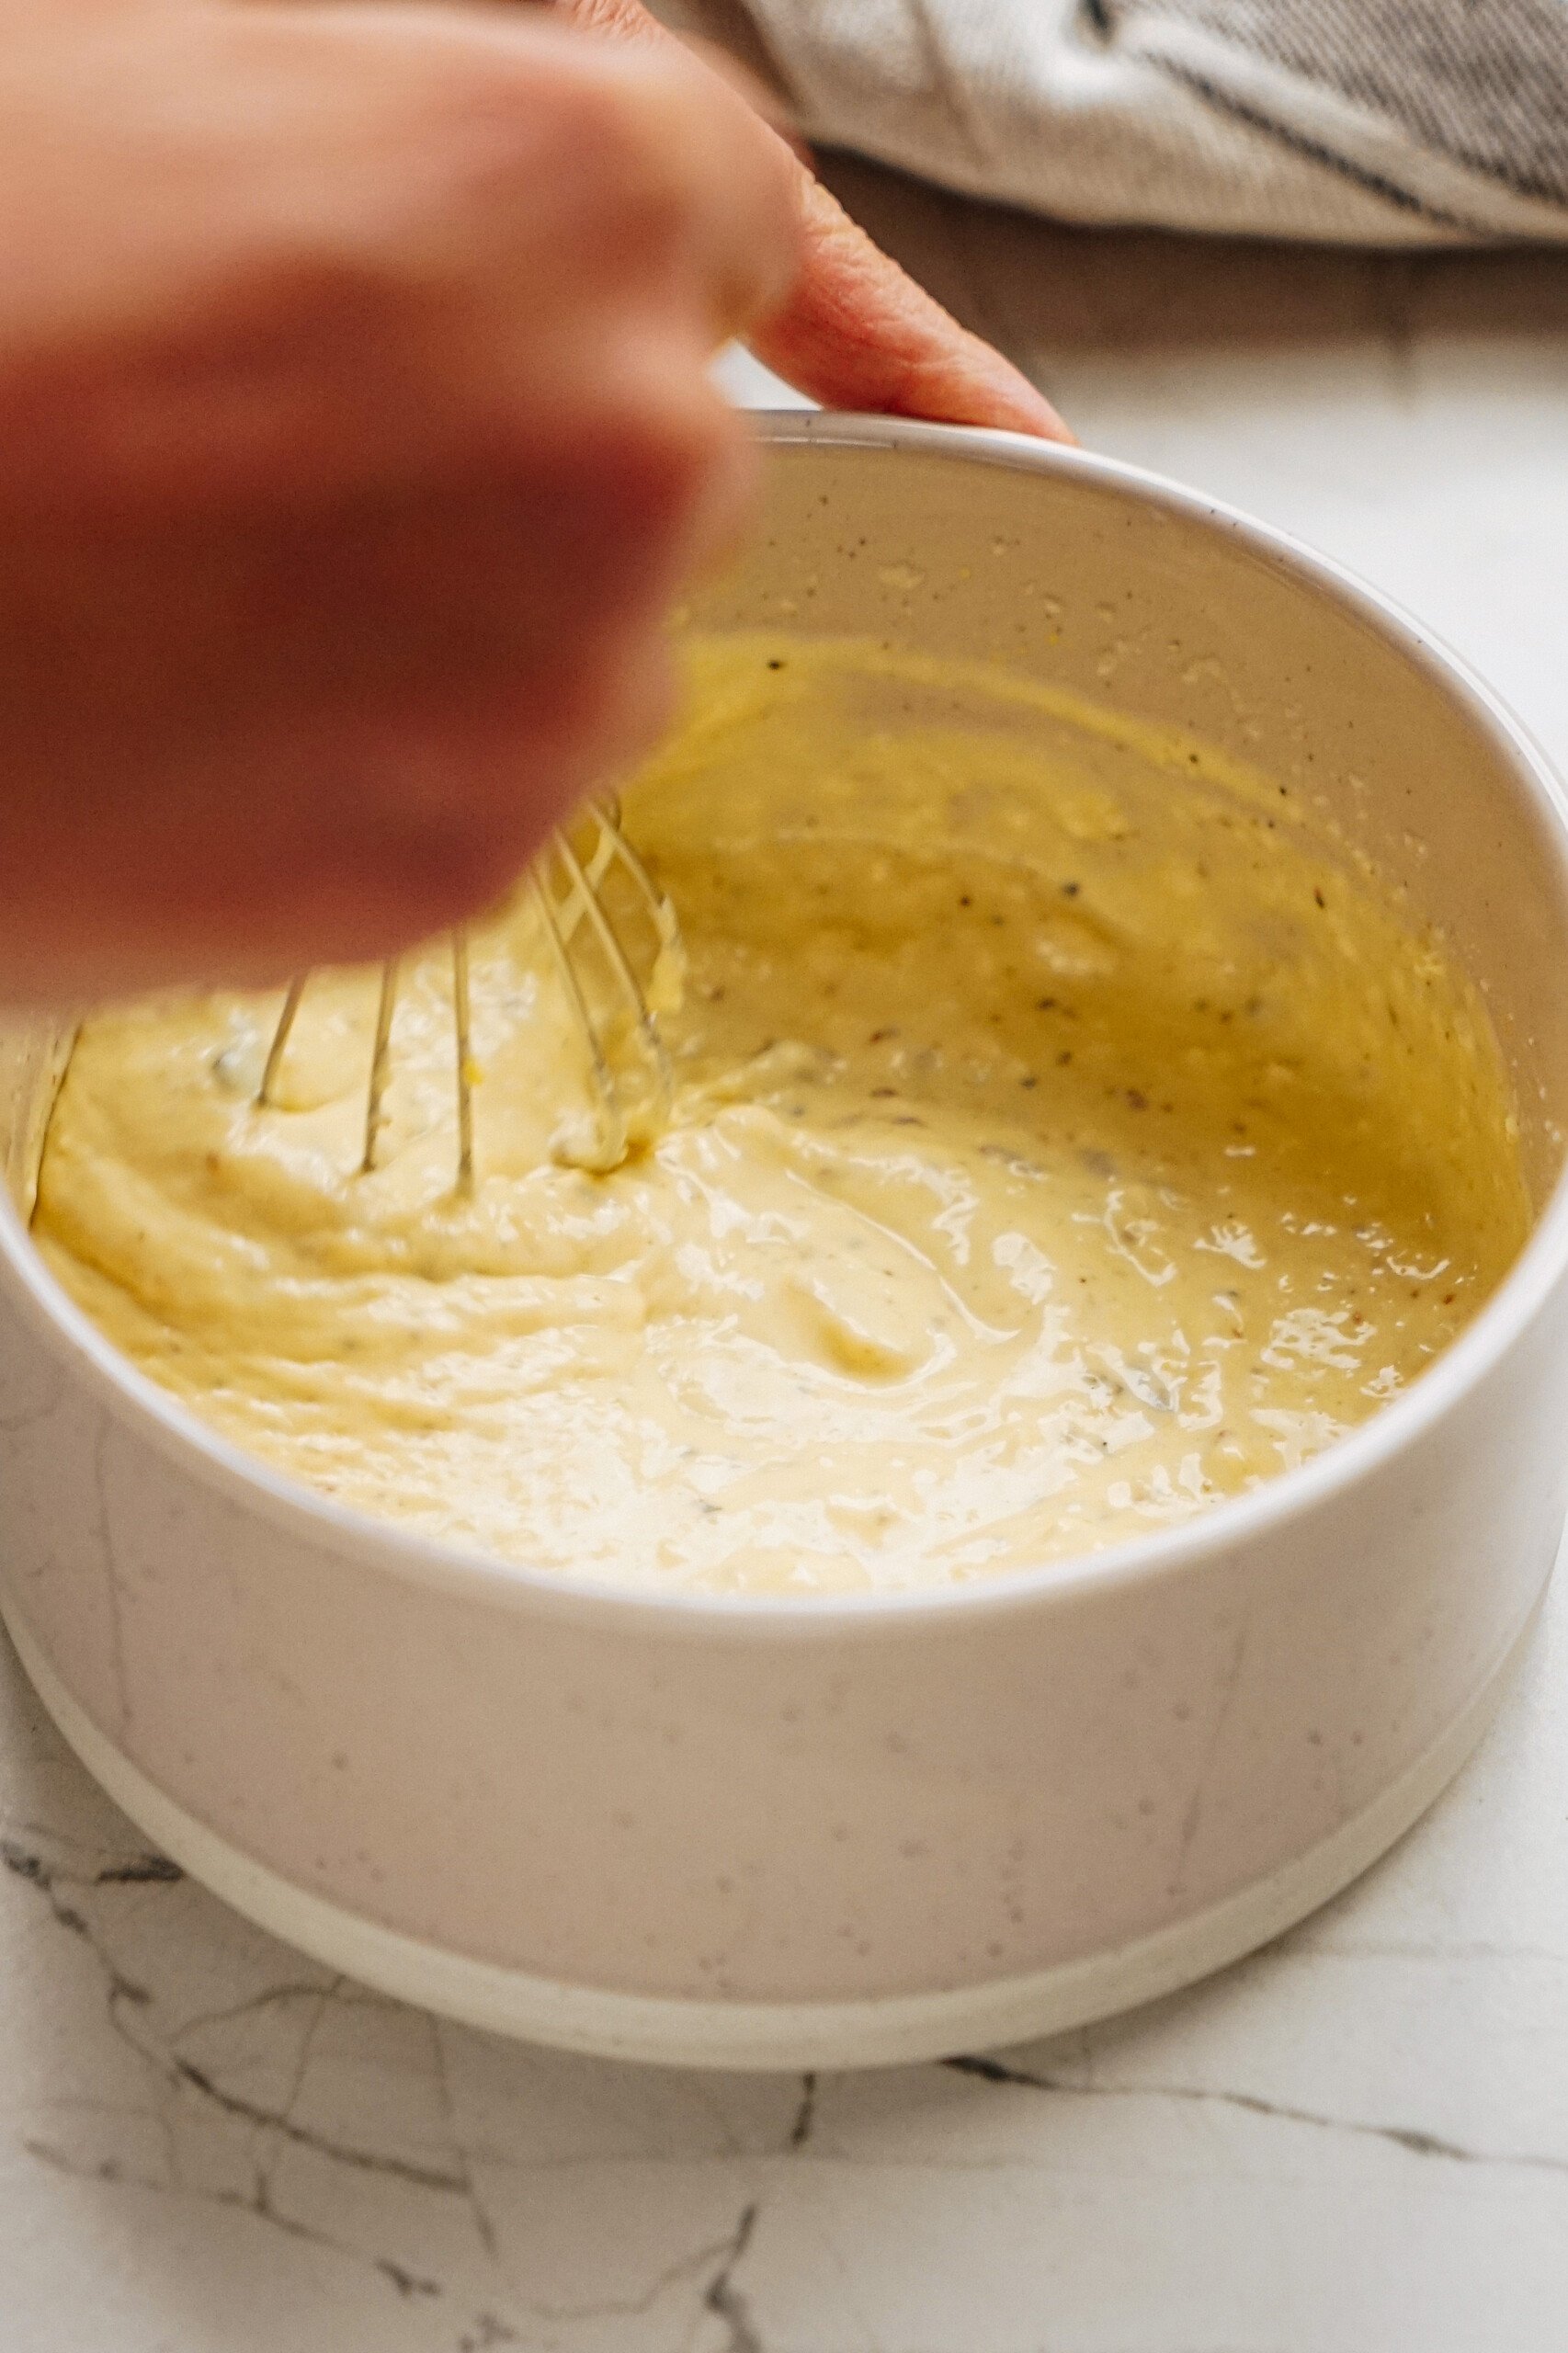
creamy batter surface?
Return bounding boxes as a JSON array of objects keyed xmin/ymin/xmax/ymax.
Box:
[{"xmin": 36, "ymin": 637, "xmax": 1530, "ymax": 1594}]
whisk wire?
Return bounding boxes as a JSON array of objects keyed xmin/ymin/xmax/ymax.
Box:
[
  {"xmin": 361, "ymin": 961, "xmax": 400, "ymax": 1174},
  {"xmin": 257, "ymin": 975, "xmax": 306, "ymax": 1109},
  {"xmin": 550, "ymin": 833, "xmax": 672, "ymax": 1101},
  {"xmin": 528, "ymin": 865, "xmax": 628, "ymax": 1168},
  {"xmin": 256, "ymin": 800, "xmax": 678, "ymax": 1185},
  {"xmin": 451, "ymin": 926, "xmax": 475, "ymax": 1191}
]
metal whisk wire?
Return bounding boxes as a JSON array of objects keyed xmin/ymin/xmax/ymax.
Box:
[{"xmin": 256, "ymin": 799, "xmax": 679, "ymax": 1185}]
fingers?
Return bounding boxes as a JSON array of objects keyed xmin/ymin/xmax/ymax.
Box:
[
  {"xmin": 0, "ymin": 0, "xmax": 794, "ymax": 998},
  {"xmin": 547, "ymin": 0, "xmax": 1071, "ymax": 439},
  {"xmin": 0, "ymin": 492, "xmax": 687, "ymax": 997},
  {"xmin": 749, "ymin": 172, "xmax": 1073, "ymax": 440},
  {"xmin": 0, "ymin": 0, "xmax": 1066, "ymax": 1004},
  {"xmin": 415, "ymin": 6, "xmax": 801, "ymax": 347},
  {"xmin": 0, "ymin": 3, "xmax": 800, "ymax": 510}
]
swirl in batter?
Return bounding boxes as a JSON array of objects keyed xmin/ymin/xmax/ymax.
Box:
[{"xmin": 35, "ymin": 638, "xmax": 1530, "ymax": 1594}]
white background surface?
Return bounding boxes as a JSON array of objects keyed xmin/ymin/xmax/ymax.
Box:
[{"xmin": 4, "ymin": 181, "xmax": 1566, "ymax": 2350}]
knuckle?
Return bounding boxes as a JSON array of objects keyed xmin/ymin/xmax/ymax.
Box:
[
  {"xmin": 426, "ymin": 41, "xmax": 695, "ymax": 245},
  {"xmin": 548, "ymin": 60, "xmax": 671, "ymax": 188},
  {"xmin": 548, "ymin": 52, "xmax": 697, "ymax": 186},
  {"xmin": 530, "ymin": 51, "xmax": 754, "ymax": 274}
]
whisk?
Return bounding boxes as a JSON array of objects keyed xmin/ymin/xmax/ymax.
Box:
[{"xmin": 256, "ymin": 798, "xmax": 683, "ymax": 1186}]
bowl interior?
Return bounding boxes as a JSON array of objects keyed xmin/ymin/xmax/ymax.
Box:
[
  {"xmin": 6, "ymin": 424, "xmax": 1568, "ymax": 1234},
  {"xmin": 685, "ymin": 426, "xmax": 1568, "ymax": 1210}
]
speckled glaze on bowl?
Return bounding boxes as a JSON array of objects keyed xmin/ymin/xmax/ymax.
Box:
[{"xmin": 3, "ymin": 416, "xmax": 1567, "ymax": 2070}]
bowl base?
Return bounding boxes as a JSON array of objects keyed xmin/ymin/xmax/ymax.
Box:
[{"xmin": 1, "ymin": 1587, "xmax": 1539, "ymax": 2072}]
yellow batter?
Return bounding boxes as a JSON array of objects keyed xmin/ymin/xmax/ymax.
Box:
[{"xmin": 35, "ymin": 637, "xmax": 1530, "ymax": 1595}]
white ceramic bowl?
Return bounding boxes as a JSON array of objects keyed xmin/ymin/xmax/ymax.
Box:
[{"xmin": 4, "ymin": 416, "xmax": 1567, "ymax": 2071}]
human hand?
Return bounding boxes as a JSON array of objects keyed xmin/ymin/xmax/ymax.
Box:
[
  {"xmin": 0, "ymin": 0, "xmax": 799, "ymax": 1001},
  {"xmin": 556, "ymin": 0, "xmax": 1071, "ymax": 439}
]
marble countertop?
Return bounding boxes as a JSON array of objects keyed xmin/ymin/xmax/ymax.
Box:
[{"xmin": 5, "ymin": 177, "xmax": 1567, "ymax": 2351}]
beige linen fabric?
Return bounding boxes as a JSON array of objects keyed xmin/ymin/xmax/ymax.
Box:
[{"xmin": 666, "ymin": 0, "xmax": 1568, "ymax": 244}]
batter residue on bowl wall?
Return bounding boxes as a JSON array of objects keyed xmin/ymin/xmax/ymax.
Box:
[{"xmin": 35, "ymin": 637, "xmax": 1530, "ymax": 1595}]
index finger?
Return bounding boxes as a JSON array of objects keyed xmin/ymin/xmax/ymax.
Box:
[{"xmin": 547, "ymin": 0, "xmax": 1070, "ymax": 436}]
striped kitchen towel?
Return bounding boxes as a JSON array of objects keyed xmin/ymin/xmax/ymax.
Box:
[{"xmin": 673, "ymin": 0, "xmax": 1568, "ymax": 244}]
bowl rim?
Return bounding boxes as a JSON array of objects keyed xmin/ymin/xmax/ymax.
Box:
[{"xmin": 7, "ymin": 412, "xmax": 1568, "ymax": 1639}]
